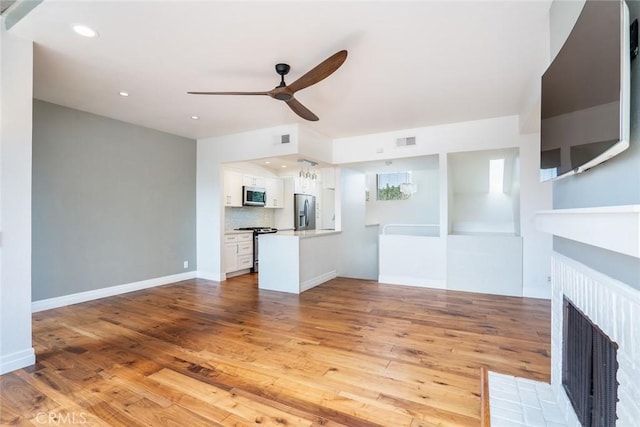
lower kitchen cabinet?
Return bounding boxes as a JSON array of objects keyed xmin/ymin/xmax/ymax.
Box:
[{"xmin": 224, "ymin": 233, "xmax": 253, "ymax": 274}]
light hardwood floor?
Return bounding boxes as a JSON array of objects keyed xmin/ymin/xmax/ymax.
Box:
[{"xmin": 1, "ymin": 276, "xmax": 550, "ymax": 426}]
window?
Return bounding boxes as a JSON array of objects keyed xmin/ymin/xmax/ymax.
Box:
[{"xmin": 376, "ymin": 171, "xmax": 414, "ymax": 201}]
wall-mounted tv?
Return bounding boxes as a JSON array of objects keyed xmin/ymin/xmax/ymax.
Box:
[{"xmin": 540, "ymin": 0, "xmax": 631, "ymax": 181}]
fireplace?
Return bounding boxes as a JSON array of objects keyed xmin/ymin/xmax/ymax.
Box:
[
  {"xmin": 551, "ymin": 254, "xmax": 640, "ymax": 427},
  {"xmin": 563, "ymin": 298, "xmax": 618, "ymax": 426}
]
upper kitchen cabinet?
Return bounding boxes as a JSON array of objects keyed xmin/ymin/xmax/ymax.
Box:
[
  {"xmin": 223, "ymin": 169, "xmax": 243, "ymax": 207},
  {"xmin": 243, "ymin": 174, "xmax": 265, "ymax": 188},
  {"xmin": 264, "ymin": 177, "xmax": 284, "ymax": 208},
  {"xmin": 321, "ymin": 167, "xmax": 336, "ymax": 189}
]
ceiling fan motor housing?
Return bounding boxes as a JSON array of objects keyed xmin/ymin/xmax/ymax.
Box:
[{"xmin": 275, "ymin": 63, "xmax": 290, "ymax": 76}]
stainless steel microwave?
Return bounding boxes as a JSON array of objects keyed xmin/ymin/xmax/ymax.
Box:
[{"xmin": 242, "ymin": 186, "xmax": 266, "ymax": 206}]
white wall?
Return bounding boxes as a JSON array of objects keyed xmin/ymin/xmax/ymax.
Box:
[
  {"xmin": 0, "ymin": 23, "xmax": 36, "ymax": 374},
  {"xmin": 338, "ymin": 168, "xmax": 378, "ymax": 280},
  {"xmin": 549, "ymin": 0, "xmax": 585, "ymax": 61},
  {"xmin": 333, "ymin": 115, "xmax": 553, "ymax": 298},
  {"xmin": 298, "ymin": 125, "xmax": 332, "ymax": 164}
]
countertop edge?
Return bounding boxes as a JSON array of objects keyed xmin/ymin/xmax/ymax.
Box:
[{"xmin": 263, "ymin": 230, "xmax": 342, "ymax": 239}]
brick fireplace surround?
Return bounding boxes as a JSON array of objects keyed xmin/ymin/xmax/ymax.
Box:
[{"xmin": 489, "ymin": 205, "xmax": 640, "ymax": 426}]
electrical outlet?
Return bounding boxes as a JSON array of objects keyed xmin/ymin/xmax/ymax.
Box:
[{"xmin": 183, "ymin": 261, "xmax": 188, "ymax": 269}]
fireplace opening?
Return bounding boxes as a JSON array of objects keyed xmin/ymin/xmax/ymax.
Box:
[{"xmin": 563, "ymin": 298, "xmax": 619, "ymax": 426}]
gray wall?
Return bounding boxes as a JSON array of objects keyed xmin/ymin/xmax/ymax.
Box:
[
  {"xmin": 550, "ymin": 0, "xmax": 640, "ymax": 289},
  {"xmin": 32, "ymin": 100, "xmax": 197, "ymax": 301}
]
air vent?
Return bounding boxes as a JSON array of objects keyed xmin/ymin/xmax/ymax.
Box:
[
  {"xmin": 396, "ymin": 136, "xmax": 416, "ymax": 147},
  {"xmin": 281, "ymin": 134, "xmax": 290, "ymax": 144}
]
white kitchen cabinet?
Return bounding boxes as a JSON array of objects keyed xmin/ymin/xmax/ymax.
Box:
[
  {"xmin": 264, "ymin": 177, "xmax": 284, "ymax": 208},
  {"xmin": 293, "ymin": 176, "xmax": 318, "ymax": 196},
  {"xmin": 223, "ymin": 170, "xmax": 243, "ymax": 207},
  {"xmin": 321, "ymin": 167, "xmax": 336, "ymax": 189},
  {"xmin": 242, "ymin": 175, "xmax": 265, "ymax": 188},
  {"xmin": 223, "ymin": 242, "xmax": 238, "ymax": 272},
  {"xmin": 224, "ymin": 233, "xmax": 254, "ymax": 274}
]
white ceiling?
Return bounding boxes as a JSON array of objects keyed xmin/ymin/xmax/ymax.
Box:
[{"xmin": 10, "ymin": 0, "xmax": 551, "ymax": 140}]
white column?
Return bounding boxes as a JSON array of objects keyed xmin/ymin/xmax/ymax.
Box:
[{"xmin": 0, "ymin": 21, "xmax": 35, "ymax": 374}]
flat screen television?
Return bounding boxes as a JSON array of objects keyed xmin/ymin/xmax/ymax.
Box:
[{"xmin": 540, "ymin": 0, "xmax": 631, "ymax": 181}]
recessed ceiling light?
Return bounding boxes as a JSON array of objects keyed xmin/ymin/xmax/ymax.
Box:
[
  {"xmin": 119, "ymin": 91, "xmax": 129, "ymax": 97},
  {"xmin": 264, "ymin": 161, "xmax": 271, "ymax": 164},
  {"xmin": 191, "ymin": 115, "xmax": 200, "ymax": 120},
  {"xmin": 281, "ymin": 165, "xmax": 287, "ymax": 168},
  {"xmin": 71, "ymin": 24, "xmax": 98, "ymax": 38}
]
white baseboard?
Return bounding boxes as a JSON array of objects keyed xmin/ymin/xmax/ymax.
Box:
[
  {"xmin": 301, "ymin": 270, "xmax": 337, "ymax": 292},
  {"xmin": 0, "ymin": 347, "xmax": 36, "ymax": 375},
  {"xmin": 224, "ymin": 269, "xmax": 252, "ymax": 280},
  {"xmin": 378, "ymin": 275, "xmax": 446, "ymax": 289},
  {"xmin": 31, "ymin": 271, "xmax": 197, "ymax": 313},
  {"xmin": 195, "ymin": 270, "xmax": 224, "ymax": 282}
]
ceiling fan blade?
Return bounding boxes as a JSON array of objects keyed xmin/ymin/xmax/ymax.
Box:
[
  {"xmin": 285, "ymin": 97, "xmax": 319, "ymax": 121},
  {"xmin": 287, "ymin": 50, "xmax": 348, "ymax": 94},
  {"xmin": 187, "ymin": 91, "xmax": 269, "ymax": 95}
]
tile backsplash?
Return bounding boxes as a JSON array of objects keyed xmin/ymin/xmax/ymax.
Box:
[{"xmin": 225, "ymin": 207, "xmax": 275, "ymax": 230}]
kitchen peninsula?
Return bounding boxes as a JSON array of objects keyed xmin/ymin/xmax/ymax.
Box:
[{"xmin": 258, "ymin": 230, "xmax": 341, "ymax": 293}]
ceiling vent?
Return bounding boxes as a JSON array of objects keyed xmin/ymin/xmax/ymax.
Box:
[
  {"xmin": 396, "ymin": 136, "xmax": 416, "ymax": 147},
  {"xmin": 281, "ymin": 134, "xmax": 290, "ymax": 144}
]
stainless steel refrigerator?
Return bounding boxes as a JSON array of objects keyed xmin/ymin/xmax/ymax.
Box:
[{"xmin": 294, "ymin": 193, "xmax": 316, "ymax": 231}]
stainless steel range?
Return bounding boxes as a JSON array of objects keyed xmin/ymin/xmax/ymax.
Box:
[{"xmin": 234, "ymin": 227, "xmax": 278, "ymax": 272}]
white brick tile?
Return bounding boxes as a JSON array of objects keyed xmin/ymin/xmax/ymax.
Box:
[
  {"xmin": 534, "ymin": 387, "xmax": 557, "ymax": 404},
  {"xmin": 541, "ymin": 400, "xmax": 567, "ymax": 423},
  {"xmin": 491, "ymin": 396, "xmax": 524, "ymax": 414},
  {"xmin": 489, "ymin": 388, "xmax": 520, "ymax": 404},
  {"xmin": 515, "ymin": 377, "xmax": 538, "ymax": 391},
  {"xmin": 489, "ymin": 381, "xmax": 517, "ymax": 394},
  {"xmin": 518, "ymin": 389, "xmax": 541, "ymax": 408},
  {"xmin": 490, "ymin": 416, "xmax": 527, "ymax": 427},
  {"xmin": 522, "ymin": 405, "xmax": 547, "ymax": 427},
  {"xmin": 491, "ymin": 406, "xmax": 525, "ymax": 424}
]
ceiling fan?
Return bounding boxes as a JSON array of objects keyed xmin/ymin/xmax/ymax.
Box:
[{"xmin": 188, "ymin": 50, "xmax": 348, "ymax": 121}]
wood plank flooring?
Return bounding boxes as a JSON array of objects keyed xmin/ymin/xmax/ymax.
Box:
[{"xmin": 1, "ymin": 276, "xmax": 550, "ymax": 426}]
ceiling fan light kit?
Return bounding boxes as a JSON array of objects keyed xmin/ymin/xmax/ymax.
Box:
[{"xmin": 188, "ymin": 50, "xmax": 348, "ymax": 121}]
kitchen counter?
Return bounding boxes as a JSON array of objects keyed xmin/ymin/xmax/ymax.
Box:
[
  {"xmin": 258, "ymin": 231, "xmax": 340, "ymax": 294},
  {"xmin": 224, "ymin": 230, "xmax": 254, "ymax": 235},
  {"xmin": 273, "ymin": 229, "xmax": 341, "ymax": 239}
]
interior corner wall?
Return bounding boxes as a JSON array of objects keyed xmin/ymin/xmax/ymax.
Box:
[
  {"xmin": 31, "ymin": 100, "xmax": 197, "ymax": 301},
  {"xmin": 0, "ymin": 24, "xmax": 36, "ymax": 374},
  {"xmin": 550, "ymin": 0, "xmax": 640, "ymax": 289}
]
